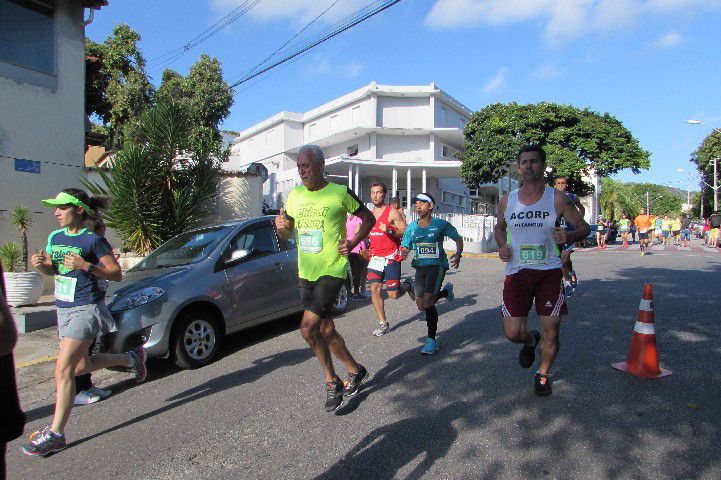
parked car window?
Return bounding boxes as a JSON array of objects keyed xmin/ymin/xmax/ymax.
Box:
[
  {"xmin": 135, "ymin": 226, "xmax": 233, "ymax": 270},
  {"xmin": 229, "ymin": 225, "xmax": 278, "ymax": 257}
]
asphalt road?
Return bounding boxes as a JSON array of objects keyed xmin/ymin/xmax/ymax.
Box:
[{"xmin": 7, "ymin": 242, "xmax": 721, "ymax": 480}]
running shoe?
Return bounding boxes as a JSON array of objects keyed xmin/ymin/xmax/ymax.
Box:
[
  {"xmin": 373, "ymin": 322, "xmax": 390, "ymax": 337},
  {"xmin": 564, "ymin": 281, "xmax": 575, "ymax": 298},
  {"xmin": 342, "ymin": 364, "xmax": 368, "ymax": 396},
  {"xmin": 351, "ymin": 294, "xmax": 364, "ymax": 301},
  {"xmin": 88, "ymin": 386, "xmax": 112, "ymax": 399},
  {"xmin": 443, "ymin": 282, "xmax": 454, "ymax": 302},
  {"xmin": 325, "ymin": 379, "xmax": 344, "ymax": 412},
  {"xmin": 74, "ymin": 389, "xmax": 101, "ymax": 406},
  {"xmin": 421, "ymin": 337, "xmax": 439, "ymax": 355},
  {"xmin": 22, "ymin": 428, "xmax": 66, "ymax": 456},
  {"xmin": 519, "ymin": 330, "xmax": 541, "ymax": 368},
  {"xmin": 129, "ymin": 346, "xmax": 147, "ymax": 383},
  {"xmin": 534, "ymin": 371, "xmax": 553, "ymax": 396},
  {"xmin": 568, "ymin": 270, "xmax": 577, "ymax": 288}
]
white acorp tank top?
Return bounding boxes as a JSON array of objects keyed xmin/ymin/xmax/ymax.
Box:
[{"xmin": 504, "ymin": 186, "xmax": 562, "ymax": 275}]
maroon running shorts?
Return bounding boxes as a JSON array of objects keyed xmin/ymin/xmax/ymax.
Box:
[{"xmin": 501, "ymin": 268, "xmax": 568, "ymax": 318}]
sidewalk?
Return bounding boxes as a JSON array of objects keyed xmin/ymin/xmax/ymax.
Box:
[{"xmin": 14, "ymin": 324, "xmax": 58, "ymax": 369}]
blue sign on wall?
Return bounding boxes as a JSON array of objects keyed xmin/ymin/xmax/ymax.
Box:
[{"xmin": 14, "ymin": 158, "xmax": 41, "ymax": 174}]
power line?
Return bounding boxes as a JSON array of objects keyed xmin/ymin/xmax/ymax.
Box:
[{"xmin": 229, "ymin": 0, "xmax": 401, "ymax": 90}]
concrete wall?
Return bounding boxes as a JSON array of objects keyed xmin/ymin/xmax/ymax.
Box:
[
  {"xmin": 434, "ymin": 99, "xmax": 469, "ymax": 129},
  {"xmin": 378, "ymin": 97, "xmax": 430, "ymax": 128},
  {"xmin": 304, "ymin": 99, "xmax": 370, "ymax": 143},
  {"xmin": 376, "ymin": 135, "xmax": 430, "ymax": 162},
  {"xmin": 0, "ymin": 0, "xmax": 87, "ymax": 260}
]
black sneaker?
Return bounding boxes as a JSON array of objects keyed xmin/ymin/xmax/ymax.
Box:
[
  {"xmin": 342, "ymin": 364, "xmax": 368, "ymax": 396},
  {"xmin": 534, "ymin": 371, "xmax": 552, "ymax": 396},
  {"xmin": 325, "ymin": 379, "xmax": 344, "ymax": 412},
  {"xmin": 519, "ymin": 330, "xmax": 540, "ymax": 368}
]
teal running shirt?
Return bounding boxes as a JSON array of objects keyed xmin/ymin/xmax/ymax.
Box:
[{"xmin": 401, "ymin": 217, "xmax": 460, "ymax": 268}]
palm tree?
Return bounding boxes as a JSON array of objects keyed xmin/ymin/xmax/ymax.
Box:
[
  {"xmin": 84, "ymin": 101, "xmax": 219, "ymax": 255},
  {"xmin": 10, "ymin": 205, "xmax": 33, "ymax": 271}
]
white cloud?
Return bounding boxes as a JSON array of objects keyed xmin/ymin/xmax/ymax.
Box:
[
  {"xmin": 211, "ymin": 0, "xmax": 369, "ymax": 23},
  {"xmin": 483, "ymin": 67, "xmax": 508, "ymax": 92},
  {"xmin": 425, "ymin": 0, "xmax": 719, "ymax": 44},
  {"xmin": 652, "ymin": 31, "xmax": 683, "ymax": 48},
  {"xmin": 535, "ymin": 63, "xmax": 563, "ymax": 79},
  {"xmin": 308, "ymin": 55, "xmax": 363, "ymax": 78}
]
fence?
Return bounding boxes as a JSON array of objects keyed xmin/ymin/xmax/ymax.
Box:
[{"xmin": 406, "ymin": 211, "xmax": 498, "ymax": 253}]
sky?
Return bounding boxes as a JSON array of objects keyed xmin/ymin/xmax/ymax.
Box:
[{"xmin": 86, "ymin": 0, "xmax": 721, "ymax": 189}]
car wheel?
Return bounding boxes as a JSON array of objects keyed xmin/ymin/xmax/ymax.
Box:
[
  {"xmin": 171, "ymin": 311, "xmax": 224, "ymax": 369},
  {"xmin": 330, "ymin": 276, "xmax": 351, "ymax": 315}
]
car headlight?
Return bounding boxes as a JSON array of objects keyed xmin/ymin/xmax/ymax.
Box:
[{"xmin": 110, "ymin": 287, "xmax": 166, "ymax": 312}]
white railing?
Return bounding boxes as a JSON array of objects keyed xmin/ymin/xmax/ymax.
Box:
[{"xmin": 405, "ymin": 212, "xmax": 498, "ymax": 253}]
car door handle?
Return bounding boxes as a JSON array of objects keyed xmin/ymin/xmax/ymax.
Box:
[{"xmin": 273, "ymin": 262, "xmax": 283, "ymax": 271}]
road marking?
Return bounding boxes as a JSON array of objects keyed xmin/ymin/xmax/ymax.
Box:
[{"xmin": 16, "ymin": 354, "xmax": 58, "ymax": 369}]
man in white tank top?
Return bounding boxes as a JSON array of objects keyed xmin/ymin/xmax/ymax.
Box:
[{"xmin": 495, "ymin": 145, "xmax": 590, "ymax": 396}]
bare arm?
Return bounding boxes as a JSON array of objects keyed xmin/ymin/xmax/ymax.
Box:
[
  {"xmin": 0, "ymin": 269, "xmax": 18, "ymax": 356},
  {"xmin": 349, "ymin": 207, "xmax": 375, "ymax": 250},
  {"xmin": 386, "ymin": 208, "xmax": 408, "ymax": 237},
  {"xmin": 553, "ymin": 191, "xmax": 590, "ymax": 244},
  {"xmin": 63, "ymin": 252, "xmax": 122, "ymax": 282},
  {"xmin": 573, "ymin": 196, "xmax": 586, "ymax": 217},
  {"xmin": 30, "ymin": 249, "xmax": 55, "ymax": 276},
  {"xmin": 275, "ymin": 209, "xmax": 295, "ymax": 241},
  {"xmin": 450, "ymin": 237, "xmax": 464, "ymax": 269},
  {"xmin": 495, "ymin": 195, "xmax": 511, "ymax": 262}
]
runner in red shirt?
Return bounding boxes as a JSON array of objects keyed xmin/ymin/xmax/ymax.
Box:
[{"xmin": 367, "ymin": 182, "xmax": 409, "ymax": 336}]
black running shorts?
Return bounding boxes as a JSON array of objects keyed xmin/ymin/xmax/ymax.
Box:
[
  {"xmin": 299, "ymin": 276, "xmax": 345, "ymax": 318},
  {"xmin": 413, "ymin": 265, "xmax": 447, "ymax": 298}
]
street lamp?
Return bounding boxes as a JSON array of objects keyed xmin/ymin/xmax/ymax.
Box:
[{"xmin": 686, "ymin": 119, "xmax": 720, "ymax": 212}]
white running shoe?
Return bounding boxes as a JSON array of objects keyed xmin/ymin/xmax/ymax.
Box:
[
  {"xmin": 74, "ymin": 389, "xmax": 101, "ymax": 406},
  {"xmin": 88, "ymin": 386, "xmax": 112, "ymax": 399},
  {"xmin": 443, "ymin": 282, "xmax": 454, "ymax": 302}
]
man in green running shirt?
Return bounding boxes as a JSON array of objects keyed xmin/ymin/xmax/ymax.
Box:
[{"xmin": 275, "ymin": 145, "xmax": 375, "ymax": 412}]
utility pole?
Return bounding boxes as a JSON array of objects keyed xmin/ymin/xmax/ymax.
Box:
[
  {"xmin": 714, "ymin": 157, "xmax": 718, "ymax": 212},
  {"xmin": 646, "ymin": 191, "xmax": 650, "ymax": 214}
]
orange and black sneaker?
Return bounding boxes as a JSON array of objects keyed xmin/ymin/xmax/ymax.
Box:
[{"xmin": 534, "ymin": 371, "xmax": 552, "ymax": 396}]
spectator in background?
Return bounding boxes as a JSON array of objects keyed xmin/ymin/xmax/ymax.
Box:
[
  {"xmin": 1, "ymin": 265, "xmax": 27, "ymax": 479},
  {"xmin": 346, "ymin": 214, "xmax": 370, "ymax": 300},
  {"xmin": 709, "ymin": 211, "xmax": 721, "ymax": 248},
  {"xmin": 389, "ymin": 197, "xmax": 407, "ymax": 224}
]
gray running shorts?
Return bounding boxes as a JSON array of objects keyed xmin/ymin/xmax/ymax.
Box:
[{"xmin": 56, "ymin": 302, "xmax": 117, "ymax": 341}]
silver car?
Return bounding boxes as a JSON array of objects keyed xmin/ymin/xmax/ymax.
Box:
[{"xmin": 106, "ymin": 216, "xmax": 351, "ymax": 369}]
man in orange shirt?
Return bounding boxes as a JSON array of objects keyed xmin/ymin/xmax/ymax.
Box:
[{"xmin": 634, "ymin": 208, "xmax": 652, "ymax": 256}]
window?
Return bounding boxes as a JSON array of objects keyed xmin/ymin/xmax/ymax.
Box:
[
  {"xmin": 441, "ymin": 191, "xmax": 465, "ymax": 207},
  {"xmin": 351, "ymin": 105, "xmax": 361, "ymax": 124},
  {"xmin": 440, "ymin": 107, "xmax": 448, "ymax": 127},
  {"xmin": 330, "ymin": 114, "xmax": 339, "ymax": 131},
  {"xmin": 0, "ymin": 0, "xmax": 55, "ymax": 74},
  {"xmin": 441, "ymin": 144, "xmax": 459, "ymax": 159},
  {"xmin": 308, "ymin": 123, "xmax": 317, "ymax": 139},
  {"xmin": 346, "ymin": 144, "xmax": 359, "ymax": 157},
  {"xmin": 228, "ymin": 225, "xmax": 278, "ymax": 259}
]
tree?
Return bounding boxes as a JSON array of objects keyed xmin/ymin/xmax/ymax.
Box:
[
  {"xmin": 690, "ymin": 129, "xmax": 721, "ymax": 215},
  {"xmin": 84, "ymin": 101, "xmax": 220, "ymax": 255},
  {"xmin": 10, "ymin": 206, "xmax": 32, "ymax": 271},
  {"xmin": 460, "ymin": 102, "xmax": 650, "ymax": 196},
  {"xmin": 155, "ymin": 54, "xmax": 234, "ymax": 145},
  {"xmin": 85, "ymin": 24, "xmax": 154, "ymax": 148},
  {"xmin": 600, "ymin": 179, "xmax": 683, "ymax": 219}
]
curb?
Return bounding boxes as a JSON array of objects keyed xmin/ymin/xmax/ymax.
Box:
[
  {"xmin": 447, "ymin": 251, "xmax": 498, "ymax": 259},
  {"xmin": 16, "ymin": 354, "xmax": 58, "ymax": 369}
]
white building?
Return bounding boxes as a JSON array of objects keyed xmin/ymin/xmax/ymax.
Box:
[
  {"xmin": 226, "ymin": 82, "xmax": 509, "ymax": 216},
  {"xmin": 0, "ymin": 0, "xmax": 107, "ymax": 256}
]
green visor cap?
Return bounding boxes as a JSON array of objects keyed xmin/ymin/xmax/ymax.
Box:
[{"xmin": 41, "ymin": 192, "xmax": 91, "ymax": 212}]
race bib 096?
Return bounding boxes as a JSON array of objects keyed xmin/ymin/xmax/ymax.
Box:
[{"xmin": 298, "ymin": 229, "xmax": 323, "ymax": 254}]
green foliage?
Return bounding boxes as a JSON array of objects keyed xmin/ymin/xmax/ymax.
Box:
[
  {"xmin": 690, "ymin": 129, "xmax": 721, "ymax": 215},
  {"xmin": 85, "ymin": 24, "xmax": 154, "ymax": 148},
  {"xmin": 10, "ymin": 205, "xmax": 32, "ymax": 271},
  {"xmin": 155, "ymin": 54, "xmax": 234, "ymax": 144},
  {"xmin": 0, "ymin": 242, "xmax": 22, "ymax": 273},
  {"xmin": 84, "ymin": 101, "xmax": 220, "ymax": 255},
  {"xmin": 600, "ymin": 179, "xmax": 684, "ymax": 220},
  {"xmin": 460, "ymin": 102, "xmax": 651, "ymax": 196}
]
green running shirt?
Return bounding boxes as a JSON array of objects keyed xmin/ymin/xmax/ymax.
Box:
[{"xmin": 285, "ymin": 182, "xmax": 363, "ymax": 281}]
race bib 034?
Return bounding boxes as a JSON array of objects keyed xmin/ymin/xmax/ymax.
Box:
[
  {"xmin": 416, "ymin": 242, "xmax": 439, "ymax": 259},
  {"xmin": 298, "ymin": 229, "xmax": 323, "ymax": 254}
]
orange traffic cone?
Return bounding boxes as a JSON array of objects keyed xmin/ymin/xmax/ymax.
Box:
[{"xmin": 612, "ymin": 284, "xmax": 671, "ymax": 378}]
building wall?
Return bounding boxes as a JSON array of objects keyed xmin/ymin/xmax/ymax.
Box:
[
  {"xmin": 434, "ymin": 99, "xmax": 469, "ymax": 129},
  {"xmin": 0, "ymin": 0, "xmax": 87, "ymax": 260},
  {"xmin": 376, "ymin": 135, "xmax": 430, "ymax": 162},
  {"xmin": 378, "ymin": 97, "xmax": 430, "ymax": 128},
  {"xmin": 304, "ymin": 99, "xmax": 370, "ymax": 143}
]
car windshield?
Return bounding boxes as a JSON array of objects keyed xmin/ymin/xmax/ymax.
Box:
[{"xmin": 134, "ymin": 226, "xmax": 234, "ymax": 270}]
